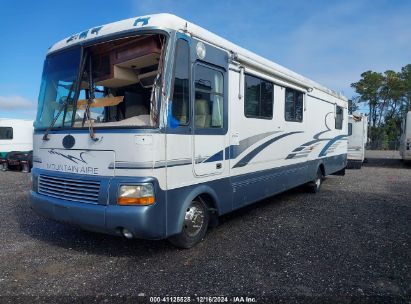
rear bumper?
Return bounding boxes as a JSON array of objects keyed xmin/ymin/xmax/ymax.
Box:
[
  {"xmin": 7, "ymin": 160, "xmax": 21, "ymax": 166},
  {"xmin": 347, "ymin": 151, "xmax": 364, "ymax": 161},
  {"xmin": 30, "ymin": 189, "xmax": 167, "ymax": 240}
]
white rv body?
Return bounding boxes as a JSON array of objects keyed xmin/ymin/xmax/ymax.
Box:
[
  {"xmin": 347, "ymin": 114, "xmax": 368, "ymax": 168},
  {"xmin": 400, "ymin": 111, "xmax": 411, "ymax": 161},
  {"xmin": 30, "ymin": 14, "xmax": 348, "ymax": 245},
  {"xmin": 0, "ymin": 119, "xmax": 33, "ymax": 156}
]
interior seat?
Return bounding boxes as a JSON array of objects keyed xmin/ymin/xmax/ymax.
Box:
[
  {"xmin": 195, "ymin": 99, "xmax": 211, "ymax": 128},
  {"xmin": 173, "ymin": 98, "xmax": 188, "ymax": 124}
]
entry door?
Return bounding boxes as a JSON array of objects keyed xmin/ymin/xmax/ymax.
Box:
[{"xmin": 191, "ymin": 41, "xmax": 228, "ymax": 177}]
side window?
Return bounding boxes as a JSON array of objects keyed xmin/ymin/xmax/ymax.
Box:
[
  {"xmin": 285, "ymin": 88, "xmax": 303, "ymax": 122},
  {"xmin": 244, "ymin": 74, "xmax": 273, "ymax": 119},
  {"xmin": 348, "ymin": 123, "xmax": 352, "ymax": 136},
  {"xmin": 0, "ymin": 127, "xmax": 13, "ymax": 140},
  {"xmin": 335, "ymin": 105, "xmax": 343, "ymax": 130},
  {"xmin": 194, "ymin": 65, "xmax": 224, "ymax": 128},
  {"xmin": 171, "ymin": 39, "xmax": 190, "ymax": 125}
]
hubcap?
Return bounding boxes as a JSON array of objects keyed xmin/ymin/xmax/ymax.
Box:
[{"xmin": 183, "ymin": 201, "xmax": 205, "ymax": 237}]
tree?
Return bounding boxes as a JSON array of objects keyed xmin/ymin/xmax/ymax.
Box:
[
  {"xmin": 379, "ymin": 70, "xmax": 404, "ymax": 125},
  {"xmin": 351, "ymin": 71, "xmax": 384, "ymax": 128},
  {"xmin": 351, "ymin": 64, "xmax": 410, "ymax": 146},
  {"xmin": 348, "ymin": 97, "xmax": 360, "ymax": 114},
  {"xmin": 400, "ymin": 64, "xmax": 411, "ymax": 112}
]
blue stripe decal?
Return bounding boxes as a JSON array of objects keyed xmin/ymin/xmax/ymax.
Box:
[
  {"xmin": 226, "ymin": 131, "xmax": 278, "ymax": 160},
  {"xmin": 233, "ymin": 131, "xmax": 303, "ymax": 168},
  {"xmin": 203, "ymin": 150, "xmax": 224, "ymax": 163},
  {"xmin": 318, "ymin": 135, "xmax": 347, "ymax": 157},
  {"xmin": 287, "ymin": 112, "xmax": 335, "ymax": 158},
  {"xmin": 204, "ymin": 131, "xmax": 278, "ymax": 162},
  {"xmin": 292, "ymin": 146, "xmax": 306, "ymax": 152}
]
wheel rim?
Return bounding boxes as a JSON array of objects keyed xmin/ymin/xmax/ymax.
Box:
[{"xmin": 183, "ymin": 201, "xmax": 205, "ymax": 237}]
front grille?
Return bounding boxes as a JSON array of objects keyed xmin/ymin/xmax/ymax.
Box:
[{"xmin": 38, "ymin": 174, "xmax": 101, "ymax": 204}]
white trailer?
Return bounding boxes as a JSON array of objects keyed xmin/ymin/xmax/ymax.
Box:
[
  {"xmin": 30, "ymin": 14, "xmax": 348, "ymax": 248},
  {"xmin": 347, "ymin": 113, "xmax": 368, "ymax": 168},
  {"xmin": 400, "ymin": 111, "xmax": 411, "ymax": 162},
  {"xmin": 0, "ymin": 118, "xmax": 33, "ymax": 157}
]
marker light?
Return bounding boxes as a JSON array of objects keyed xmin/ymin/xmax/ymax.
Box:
[
  {"xmin": 196, "ymin": 41, "xmax": 206, "ymax": 59},
  {"xmin": 117, "ymin": 184, "xmax": 155, "ymax": 205}
]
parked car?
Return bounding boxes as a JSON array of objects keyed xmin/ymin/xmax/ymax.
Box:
[
  {"xmin": 0, "ymin": 154, "xmax": 6, "ymax": 171},
  {"xmin": 3, "ymin": 151, "xmax": 33, "ymax": 172}
]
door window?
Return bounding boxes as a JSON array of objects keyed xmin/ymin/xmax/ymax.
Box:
[{"xmin": 194, "ymin": 65, "xmax": 224, "ymax": 129}]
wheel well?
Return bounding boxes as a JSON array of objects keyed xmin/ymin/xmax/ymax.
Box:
[
  {"xmin": 197, "ymin": 193, "xmax": 219, "ymax": 228},
  {"xmin": 319, "ymin": 163, "xmax": 325, "ymax": 177},
  {"xmin": 197, "ymin": 193, "xmax": 218, "ymax": 213}
]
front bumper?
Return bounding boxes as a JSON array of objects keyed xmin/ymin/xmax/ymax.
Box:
[{"xmin": 30, "ymin": 172, "xmax": 167, "ymax": 240}]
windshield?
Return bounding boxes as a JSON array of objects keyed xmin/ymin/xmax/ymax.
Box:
[
  {"xmin": 35, "ymin": 47, "xmax": 81, "ymax": 130},
  {"xmin": 35, "ymin": 34, "xmax": 166, "ymax": 131}
]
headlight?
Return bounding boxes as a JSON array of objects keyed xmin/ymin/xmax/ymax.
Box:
[{"xmin": 117, "ymin": 184, "xmax": 155, "ymax": 205}]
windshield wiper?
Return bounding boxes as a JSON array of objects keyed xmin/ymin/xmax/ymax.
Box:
[{"xmin": 42, "ymin": 83, "xmax": 75, "ymax": 141}]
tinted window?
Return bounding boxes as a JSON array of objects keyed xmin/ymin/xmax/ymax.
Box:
[
  {"xmin": 335, "ymin": 106, "xmax": 343, "ymax": 129},
  {"xmin": 244, "ymin": 74, "xmax": 273, "ymax": 119},
  {"xmin": 348, "ymin": 123, "xmax": 352, "ymax": 135},
  {"xmin": 194, "ymin": 65, "xmax": 224, "ymax": 128},
  {"xmin": 171, "ymin": 39, "xmax": 190, "ymax": 125},
  {"xmin": 0, "ymin": 127, "xmax": 13, "ymax": 140},
  {"xmin": 285, "ymin": 88, "xmax": 303, "ymax": 122}
]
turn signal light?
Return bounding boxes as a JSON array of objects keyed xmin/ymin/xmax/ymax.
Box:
[{"xmin": 118, "ymin": 196, "xmax": 155, "ymax": 205}]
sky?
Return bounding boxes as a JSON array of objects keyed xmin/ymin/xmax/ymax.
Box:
[{"xmin": 0, "ymin": 0, "xmax": 410, "ymax": 119}]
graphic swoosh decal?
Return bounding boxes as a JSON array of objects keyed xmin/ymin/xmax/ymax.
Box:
[
  {"xmin": 287, "ymin": 112, "xmax": 335, "ymax": 159},
  {"xmin": 202, "ymin": 131, "xmax": 278, "ymax": 163},
  {"xmin": 233, "ymin": 131, "xmax": 303, "ymax": 168},
  {"xmin": 48, "ymin": 149, "xmax": 87, "ymax": 164},
  {"xmin": 318, "ymin": 135, "xmax": 347, "ymax": 157}
]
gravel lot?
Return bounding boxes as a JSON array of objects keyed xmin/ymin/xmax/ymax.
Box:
[{"xmin": 0, "ymin": 152, "xmax": 410, "ymax": 303}]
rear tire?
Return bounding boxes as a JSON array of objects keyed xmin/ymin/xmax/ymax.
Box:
[
  {"xmin": 168, "ymin": 198, "xmax": 209, "ymax": 249},
  {"xmin": 307, "ymin": 168, "xmax": 323, "ymax": 193}
]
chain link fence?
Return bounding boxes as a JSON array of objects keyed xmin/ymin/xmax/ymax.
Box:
[
  {"xmin": 365, "ymin": 140, "xmax": 401, "ymax": 160},
  {"xmin": 366, "ymin": 140, "xmax": 400, "ymax": 151}
]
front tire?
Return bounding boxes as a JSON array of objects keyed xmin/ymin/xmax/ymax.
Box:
[
  {"xmin": 168, "ymin": 198, "xmax": 209, "ymax": 249},
  {"xmin": 307, "ymin": 168, "xmax": 323, "ymax": 193}
]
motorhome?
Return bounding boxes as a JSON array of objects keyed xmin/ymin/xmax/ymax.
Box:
[
  {"xmin": 400, "ymin": 111, "xmax": 411, "ymax": 162},
  {"xmin": 347, "ymin": 113, "xmax": 368, "ymax": 168},
  {"xmin": 30, "ymin": 14, "xmax": 348, "ymax": 248},
  {"xmin": 0, "ymin": 119, "xmax": 33, "ymax": 170}
]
